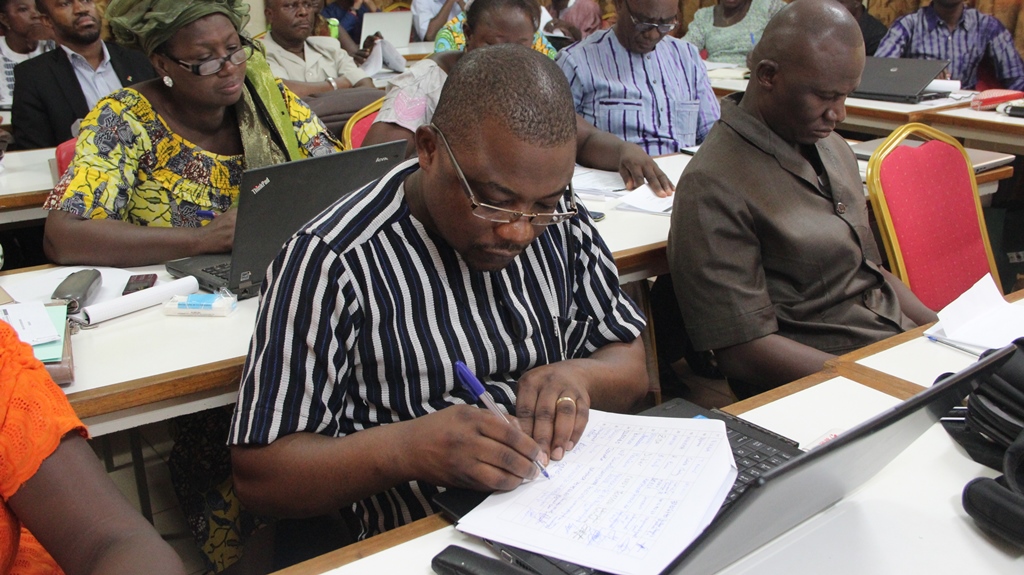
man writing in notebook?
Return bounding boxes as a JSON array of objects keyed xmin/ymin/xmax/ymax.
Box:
[
  {"xmin": 668, "ymin": 0, "xmax": 937, "ymax": 400},
  {"xmin": 229, "ymin": 44, "xmax": 648, "ymax": 539}
]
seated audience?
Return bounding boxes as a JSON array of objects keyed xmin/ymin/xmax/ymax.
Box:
[
  {"xmin": 875, "ymin": 0, "xmax": 1024, "ymax": 90},
  {"xmin": 0, "ymin": 320, "xmax": 187, "ymax": 575},
  {"xmin": 413, "ymin": 0, "xmax": 464, "ymax": 41},
  {"xmin": 683, "ymin": 0, "xmax": 784, "ymax": 65},
  {"xmin": 543, "ymin": 0, "xmax": 602, "ymax": 42},
  {"xmin": 229, "ymin": 43, "xmax": 648, "ymax": 540},
  {"xmin": 669, "ymin": 0, "xmax": 937, "ymax": 399},
  {"xmin": 434, "ymin": 1, "xmax": 559, "ymax": 57},
  {"xmin": 322, "ymin": 0, "xmax": 379, "ymax": 42},
  {"xmin": 0, "ymin": 0, "xmax": 54, "ymax": 110},
  {"xmin": 367, "ymin": 0, "xmax": 674, "ymax": 195},
  {"xmin": 42, "ymin": 0, "xmax": 342, "ymax": 269},
  {"xmin": 836, "ymin": 0, "xmax": 887, "ymax": 56},
  {"xmin": 556, "ymin": 0, "xmax": 720, "ymax": 156},
  {"xmin": 261, "ymin": 0, "xmax": 377, "ymax": 98},
  {"xmin": 11, "ymin": 0, "xmax": 155, "ymax": 150}
]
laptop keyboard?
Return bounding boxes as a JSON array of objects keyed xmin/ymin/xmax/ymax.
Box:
[
  {"xmin": 201, "ymin": 262, "xmax": 232, "ymax": 281},
  {"xmin": 721, "ymin": 425, "xmax": 800, "ymax": 510}
]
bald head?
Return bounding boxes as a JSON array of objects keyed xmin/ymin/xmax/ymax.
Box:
[
  {"xmin": 742, "ymin": 0, "xmax": 865, "ymax": 146},
  {"xmin": 748, "ymin": 0, "xmax": 863, "ymax": 71},
  {"xmin": 433, "ymin": 44, "xmax": 576, "ymax": 148}
]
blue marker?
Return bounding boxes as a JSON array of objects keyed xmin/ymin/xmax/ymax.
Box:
[
  {"xmin": 454, "ymin": 361, "xmax": 550, "ymax": 480},
  {"xmin": 197, "ymin": 209, "xmax": 216, "ymax": 220},
  {"xmin": 750, "ymin": 32, "xmax": 756, "ymax": 46}
]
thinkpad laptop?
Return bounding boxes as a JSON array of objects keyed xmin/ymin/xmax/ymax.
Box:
[
  {"xmin": 851, "ymin": 57, "xmax": 950, "ymax": 104},
  {"xmin": 361, "ymin": 11, "xmax": 414, "ymax": 48},
  {"xmin": 165, "ymin": 141, "xmax": 405, "ymax": 300},
  {"xmin": 849, "ymin": 138, "xmax": 1015, "ymax": 173},
  {"xmin": 436, "ymin": 343, "xmax": 1018, "ymax": 575}
]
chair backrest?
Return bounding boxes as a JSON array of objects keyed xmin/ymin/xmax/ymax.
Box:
[
  {"xmin": 342, "ymin": 97, "xmax": 384, "ymax": 149},
  {"xmin": 55, "ymin": 137, "xmax": 77, "ymax": 177},
  {"xmin": 865, "ymin": 122, "xmax": 1002, "ymax": 310}
]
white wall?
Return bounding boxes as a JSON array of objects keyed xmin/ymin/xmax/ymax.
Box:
[{"xmin": 245, "ymin": 0, "xmax": 266, "ymax": 37}]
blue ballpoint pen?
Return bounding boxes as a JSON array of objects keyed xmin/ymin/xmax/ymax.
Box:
[{"xmin": 454, "ymin": 361, "xmax": 550, "ymax": 480}]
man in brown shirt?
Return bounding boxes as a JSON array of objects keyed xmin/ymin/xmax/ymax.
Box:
[{"xmin": 668, "ymin": 0, "xmax": 937, "ymax": 398}]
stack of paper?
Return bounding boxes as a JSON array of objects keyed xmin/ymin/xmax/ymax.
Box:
[
  {"xmin": 572, "ymin": 166, "xmax": 628, "ymax": 199},
  {"xmin": 455, "ymin": 410, "xmax": 737, "ymax": 575},
  {"xmin": 924, "ymin": 273, "xmax": 1024, "ymax": 353}
]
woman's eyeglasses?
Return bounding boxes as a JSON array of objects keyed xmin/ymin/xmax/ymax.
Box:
[{"xmin": 165, "ymin": 39, "xmax": 255, "ymax": 77}]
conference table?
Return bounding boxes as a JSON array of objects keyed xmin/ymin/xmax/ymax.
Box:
[
  {"xmin": 923, "ymin": 107, "xmax": 1024, "ymax": 155},
  {"xmin": 268, "ymin": 293, "xmax": 1024, "ymax": 575},
  {"xmin": 708, "ymin": 76, "xmax": 975, "ymax": 137},
  {"xmin": 0, "ymin": 147, "xmax": 55, "ymax": 224}
]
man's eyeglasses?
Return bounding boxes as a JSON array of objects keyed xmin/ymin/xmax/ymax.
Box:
[
  {"xmin": 165, "ymin": 39, "xmax": 254, "ymax": 77},
  {"xmin": 624, "ymin": 0, "xmax": 678, "ymax": 34},
  {"xmin": 430, "ymin": 124, "xmax": 578, "ymax": 227}
]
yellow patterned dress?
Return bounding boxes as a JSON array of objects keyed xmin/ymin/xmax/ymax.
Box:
[
  {"xmin": 432, "ymin": 12, "xmax": 558, "ymax": 59},
  {"xmin": 43, "ymin": 81, "xmax": 341, "ymax": 225}
]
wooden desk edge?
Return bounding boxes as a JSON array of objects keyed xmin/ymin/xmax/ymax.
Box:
[
  {"xmin": 272, "ymin": 514, "xmax": 453, "ymax": 574},
  {"xmin": 66, "ymin": 357, "xmax": 244, "ymax": 418}
]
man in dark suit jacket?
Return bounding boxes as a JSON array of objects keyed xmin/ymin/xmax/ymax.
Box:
[{"xmin": 11, "ymin": 0, "xmax": 154, "ymax": 150}]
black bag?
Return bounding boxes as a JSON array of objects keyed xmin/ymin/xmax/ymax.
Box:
[{"xmin": 948, "ymin": 338, "xmax": 1024, "ymax": 547}]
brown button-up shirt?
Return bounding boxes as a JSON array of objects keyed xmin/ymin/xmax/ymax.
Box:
[{"xmin": 669, "ymin": 96, "xmax": 916, "ymax": 354}]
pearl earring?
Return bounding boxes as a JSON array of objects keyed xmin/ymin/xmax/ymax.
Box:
[{"xmin": 163, "ymin": 76, "xmax": 173, "ymax": 88}]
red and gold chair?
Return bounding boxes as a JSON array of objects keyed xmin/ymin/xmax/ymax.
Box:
[
  {"xmin": 865, "ymin": 122, "xmax": 1002, "ymax": 310},
  {"xmin": 342, "ymin": 97, "xmax": 384, "ymax": 149}
]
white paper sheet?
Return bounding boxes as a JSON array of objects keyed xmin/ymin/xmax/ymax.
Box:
[
  {"xmin": 572, "ymin": 166, "xmax": 627, "ymax": 197},
  {"xmin": 924, "ymin": 273, "xmax": 1024, "ymax": 349},
  {"xmin": 455, "ymin": 410, "xmax": 737, "ymax": 575},
  {"xmin": 0, "ymin": 302, "xmax": 60, "ymax": 344},
  {"xmin": 616, "ymin": 186, "xmax": 674, "ymax": 215}
]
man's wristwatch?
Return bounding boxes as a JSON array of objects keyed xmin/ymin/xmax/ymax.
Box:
[{"xmin": 326, "ymin": 76, "xmax": 339, "ymax": 90}]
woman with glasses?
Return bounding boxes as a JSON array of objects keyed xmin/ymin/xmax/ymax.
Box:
[
  {"xmin": 683, "ymin": 0, "xmax": 784, "ymax": 65},
  {"xmin": 41, "ymin": 0, "xmax": 342, "ymax": 268}
]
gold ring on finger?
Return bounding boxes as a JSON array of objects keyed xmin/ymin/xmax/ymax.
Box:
[{"xmin": 557, "ymin": 396, "xmax": 576, "ymax": 408}]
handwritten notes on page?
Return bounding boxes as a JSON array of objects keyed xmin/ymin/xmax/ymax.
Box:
[{"xmin": 455, "ymin": 410, "xmax": 737, "ymax": 575}]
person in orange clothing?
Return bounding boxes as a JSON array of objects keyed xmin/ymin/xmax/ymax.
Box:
[{"xmin": 0, "ymin": 320, "xmax": 185, "ymax": 575}]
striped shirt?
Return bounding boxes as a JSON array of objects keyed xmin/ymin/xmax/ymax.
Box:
[
  {"xmin": 228, "ymin": 159, "xmax": 646, "ymax": 538},
  {"xmin": 875, "ymin": 7, "xmax": 1024, "ymax": 91},
  {"xmin": 555, "ymin": 28, "xmax": 721, "ymax": 156}
]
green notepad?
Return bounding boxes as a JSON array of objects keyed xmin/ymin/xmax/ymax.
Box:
[{"xmin": 33, "ymin": 305, "xmax": 67, "ymax": 363}]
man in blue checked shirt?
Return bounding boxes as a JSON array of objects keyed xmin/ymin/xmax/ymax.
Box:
[
  {"xmin": 875, "ymin": 0, "xmax": 1024, "ymax": 91},
  {"xmin": 555, "ymin": 0, "xmax": 721, "ymax": 157}
]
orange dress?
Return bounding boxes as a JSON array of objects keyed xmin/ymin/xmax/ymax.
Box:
[{"xmin": 0, "ymin": 321, "xmax": 86, "ymax": 575}]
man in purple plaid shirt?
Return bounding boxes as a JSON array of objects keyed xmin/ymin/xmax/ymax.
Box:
[{"xmin": 875, "ymin": 0, "xmax": 1024, "ymax": 91}]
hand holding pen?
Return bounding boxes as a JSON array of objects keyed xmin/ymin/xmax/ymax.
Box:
[{"xmin": 455, "ymin": 362, "xmax": 550, "ymax": 479}]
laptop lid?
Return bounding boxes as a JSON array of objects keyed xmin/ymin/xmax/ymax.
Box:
[
  {"xmin": 165, "ymin": 141, "xmax": 406, "ymax": 299},
  {"xmin": 851, "ymin": 57, "xmax": 949, "ymax": 103},
  {"xmin": 361, "ymin": 12, "xmax": 413, "ymax": 49},
  {"xmin": 663, "ymin": 343, "xmax": 1018, "ymax": 575},
  {"xmin": 849, "ymin": 138, "xmax": 1015, "ymax": 173}
]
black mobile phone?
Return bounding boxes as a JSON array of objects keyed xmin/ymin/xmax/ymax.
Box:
[
  {"xmin": 590, "ymin": 211, "xmax": 606, "ymax": 222},
  {"xmin": 123, "ymin": 273, "xmax": 157, "ymax": 295}
]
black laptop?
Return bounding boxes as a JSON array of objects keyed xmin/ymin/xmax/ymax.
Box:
[
  {"xmin": 851, "ymin": 57, "xmax": 950, "ymax": 104},
  {"xmin": 165, "ymin": 141, "xmax": 405, "ymax": 300},
  {"xmin": 435, "ymin": 342, "xmax": 1018, "ymax": 575}
]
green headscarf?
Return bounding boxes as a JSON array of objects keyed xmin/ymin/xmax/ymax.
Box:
[
  {"xmin": 105, "ymin": 0, "xmax": 301, "ymax": 167},
  {"xmin": 106, "ymin": 0, "xmax": 250, "ymax": 57}
]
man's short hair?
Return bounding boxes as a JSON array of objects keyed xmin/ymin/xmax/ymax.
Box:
[{"xmin": 432, "ymin": 44, "xmax": 576, "ymax": 148}]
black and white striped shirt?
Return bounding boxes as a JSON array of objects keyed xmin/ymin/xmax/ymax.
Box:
[{"xmin": 228, "ymin": 159, "xmax": 646, "ymax": 538}]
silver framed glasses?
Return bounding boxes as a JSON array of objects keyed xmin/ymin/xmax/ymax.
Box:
[
  {"xmin": 166, "ymin": 38, "xmax": 254, "ymax": 77},
  {"xmin": 623, "ymin": 0, "xmax": 678, "ymax": 34},
  {"xmin": 430, "ymin": 124, "xmax": 578, "ymax": 226}
]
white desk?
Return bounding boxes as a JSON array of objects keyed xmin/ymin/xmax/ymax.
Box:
[
  {"xmin": 924, "ymin": 107, "xmax": 1024, "ymax": 155},
  {"xmin": 0, "ymin": 265, "xmax": 259, "ymax": 436},
  {"xmin": 0, "ymin": 147, "xmax": 56, "ymax": 224},
  {"xmin": 707, "ymin": 78, "xmax": 972, "ymax": 136}
]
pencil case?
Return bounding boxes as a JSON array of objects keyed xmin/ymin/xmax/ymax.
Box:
[{"xmin": 971, "ymin": 89, "xmax": 1024, "ymax": 111}]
